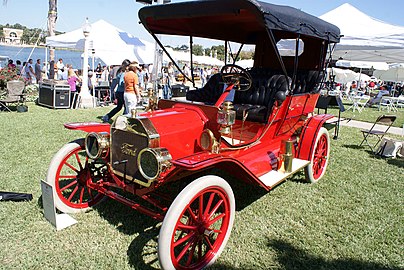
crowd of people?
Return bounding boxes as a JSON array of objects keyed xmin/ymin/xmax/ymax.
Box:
[{"xmin": 327, "ymin": 78, "xmax": 404, "ymax": 107}]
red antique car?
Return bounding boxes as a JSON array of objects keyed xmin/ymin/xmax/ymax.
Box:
[{"xmin": 46, "ymin": 1, "xmax": 340, "ymax": 269}]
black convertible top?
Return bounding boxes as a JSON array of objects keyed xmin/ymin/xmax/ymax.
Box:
[{"xmin": 139, "ymin": 0, "xmax": 340, "ymax": 44}]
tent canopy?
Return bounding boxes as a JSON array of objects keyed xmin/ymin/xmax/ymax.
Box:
[
  {"xmin": 327, "ymin": 67, "xmax": 371, "ymax": 84},
  {"xmin": 336, "ymin": 60, "xmax": 389, "ymax": 70},
  {"xmin": 320, "ymin": 3, "xmax": 404, "ymax": 62},
  {"xmin": 46, "ymin": 20, "xmax": 154, "ymax": 65},
  {"xmin": 373, "ymin": 63, "xmax": 404, "ymax": 82}
]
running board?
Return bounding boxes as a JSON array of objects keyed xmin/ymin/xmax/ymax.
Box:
[{"xmin": 259, "ymin": 158, "xmax": 310, "ymax": 188}]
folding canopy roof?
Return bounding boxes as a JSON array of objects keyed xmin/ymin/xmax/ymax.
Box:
[
  {"xmin": 320, "ymin": 3, "xmax": 404, "ymax": 62},
  {"xmin": 139, "ymin": 0, "xmax": 340, "ymax": 44},
  {"xmin": 46, "ymin": 20, "xmax": 154, "ymax": 65}
]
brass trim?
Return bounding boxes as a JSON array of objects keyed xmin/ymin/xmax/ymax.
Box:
[
  {"xmin": 85, "ymin": 132, "xmax": 110, "ymax": 159},
  {"xmin": 112, "ymin": 170, "xmax": 153, "ymax": 187},
  {"xmin": 137, "ymin": 117, "xmax": 160, "ymax": 148},
  {"xmin": 137, "ymin": 147, "xmax": 172, "ymax": 181}
]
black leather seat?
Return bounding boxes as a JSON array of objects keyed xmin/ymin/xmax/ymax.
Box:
[
  {"xmin": 233, "ymin": 74, "xmax": 290, "ymax": 122},
  {"xmin": 292, "ymin": 70, "xmax": 323, "ymax": 94},
  {"xmin": 185, "ymin": 74, "xmax": 224, "ymax": 105},
  {"xmin": 186, "ymin": 68, "xmax": 322, "ymax": 123}
]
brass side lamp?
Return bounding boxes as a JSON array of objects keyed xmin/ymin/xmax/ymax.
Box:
[{"xmin": 217, "ymin": 101, "xmax": 236, "ymax": 135}]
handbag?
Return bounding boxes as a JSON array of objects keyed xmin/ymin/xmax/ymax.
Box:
[{"xmin": 376, "ymin": 138, "xmax": 403, "ymax": 158}]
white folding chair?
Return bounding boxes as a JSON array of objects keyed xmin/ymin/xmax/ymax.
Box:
[{"xmin": 355, "ymin": 95, "xmax": 370, "ymax": 112}]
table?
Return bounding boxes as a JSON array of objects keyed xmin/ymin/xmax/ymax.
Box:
[
  {"xmin": 379, "ymin": 96, "xmax": 399, "ymax": 112},
  {"xmin": 346, "ymin": 95, "xmax": 370, "ymax": 113}
]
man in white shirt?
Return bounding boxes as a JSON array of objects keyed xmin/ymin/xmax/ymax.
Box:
[{"xmin": 56, "ymin": 58, "xmax": 65, "ymax": 80}]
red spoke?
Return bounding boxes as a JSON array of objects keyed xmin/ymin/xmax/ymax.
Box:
[
  {"xmin": 203, "ymin": 193, "xmax": 215, "ymax": 217},
  {"xmin": 203, "ymin": 235, "xmax": 214, "ymax": 250},
  {"xmin": 58, "ymin": 174, "xmax": 77, "ymax": 179},
  {"xmin": 173, "ymin": 231, "xmax": 195, "ymax": 248},
  {"xmin": 175, "ymin": 236, "xmax": 194, "ymax": 262},
  {"xmin": 67, "ymin": 185, "xmax": 79, "ymax": 202},
  {"xmin": 208, "ymin": 212, "xmax": 225, "ymax": 226},
  {"xmin": 186, "ymin": 241, "xmax": 197, "ymax": 266},
  {"xmin": 79, "ymin": 186, "xmax": 85, "ymax": 204},
  {"xmin": 177, "ymin": 223, "xmax": 198, "ymax": 231},
  {"xmin": 208, "ymin": 199, "xmax": 224, "ymax": 220},
  {"xmin": 186, "ymin": 206, "xmax": 198, "ymax": 223},
  {"xmin": 87, "ymin": 188, "xmax": 94, "ymax": 200},
  {"xmin": 60, "ymin": 180, "xmax": 78, "ymax": 192},
  {"xmin": 74, "ymin": 152, "xmax": 83, "ymax": 170},
  {"xmin": 64, "ymin": 160, "xmax": 79, "ymax": 173}
]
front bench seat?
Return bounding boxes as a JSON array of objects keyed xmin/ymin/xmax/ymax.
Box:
[
  {"xmin": 233, "ymin": 75, "xmax": 290, "ymax": 123},
  {"xmin": 186, "ymin": 73, "xmax": 224, "ymax": 105}
]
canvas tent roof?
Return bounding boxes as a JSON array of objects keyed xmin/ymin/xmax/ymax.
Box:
[
  {"xmin": 320, "ymin": 3, "xmax": 404, "ymax": 62},
  {"xmin": 46, "ymin": 20, "xmax": 154, "ymax": 65}
]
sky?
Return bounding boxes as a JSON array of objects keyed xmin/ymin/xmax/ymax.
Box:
[{"xmin": 1, "ymin": 0, "xmax": 404, "ymax": 47}]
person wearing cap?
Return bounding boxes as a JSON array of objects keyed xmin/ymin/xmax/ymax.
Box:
[
  {"xmin": 123, "ymin": 61, "xmax": 141, "ymax": 115},
  {"xmin": 101, "ymin": 59, "xmax": 131, "ymax": 122}
]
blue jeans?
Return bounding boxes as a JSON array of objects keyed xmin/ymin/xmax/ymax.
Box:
[{"xmin": 163, "ymin": 84, "xmax": 171, "ymax": 99}]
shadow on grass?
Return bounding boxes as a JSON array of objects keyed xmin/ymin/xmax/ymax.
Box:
[
  {"xmin": 342, "ymin": 144, "xmax": 367, "ymax": 150},
  {"xmin": 126, "ymin": 225, "xmax": 161, "ymax": 270},
  {"xmin": 387, "ymin": 158, "xmax": 404, "ymax": 168},
  {"xmin": 94, "ymin": 197, "xmax": 160, "ymax": 235},
  {"xmin": 266, "ymin": 238, "xmax": 400, "ymax": 270},
  {"xmin": 94, "ymin": 198, "xmax": 162, "ymax": 269}
]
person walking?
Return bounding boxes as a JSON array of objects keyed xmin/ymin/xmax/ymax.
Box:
[
  {"xmin": 124, "ymin": 61, "xmax": 141, "ymax": 115},
  {"xmin": 101, "ymin": 59, "xmax": 130, "ymax": 123},
  {"xmin": 35, "ymin": 59, "xmax": 42, "ymax": 83}
]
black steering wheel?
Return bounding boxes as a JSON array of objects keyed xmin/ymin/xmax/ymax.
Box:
[{"xmin": 220, "ymin": 64, "xmax": 252, "ymax": 91}]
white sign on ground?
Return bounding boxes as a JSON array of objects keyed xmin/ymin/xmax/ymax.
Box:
[{"xmin": 40, "ymin": 180, "xmax": 77, "ymax": 231}]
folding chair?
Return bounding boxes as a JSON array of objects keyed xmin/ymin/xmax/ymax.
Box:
[
  {"xmin": 359, "ymin": 115, "xmax": 397, "ymax": 152},
  {"xmin": 0, "ymin": 80, "xmax": 26, "ymax": 112},
  {"xmin": 355, "ymin": 95, "xmax": 370, "ymax": 112}
]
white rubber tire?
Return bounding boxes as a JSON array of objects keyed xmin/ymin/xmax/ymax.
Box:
[
  {"xmin": 158, "ymin": 175, "xmax": 235, "ymax": 270},
  {"xmin": 304, "ymin": 127, "xmax": 330, "ymax": 183},
  {"xmin": 46, "ymin": 139, "xmax": 102, "ymax": 213}
]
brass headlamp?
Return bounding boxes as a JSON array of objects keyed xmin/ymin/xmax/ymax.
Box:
[{"xmin": 217, "ymin": 101, "xmax": 236, "ymax": 135}]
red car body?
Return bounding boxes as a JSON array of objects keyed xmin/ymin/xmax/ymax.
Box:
[{"xmin": 47, "ymin": 1, "xmax": 340, "ymax": 269}]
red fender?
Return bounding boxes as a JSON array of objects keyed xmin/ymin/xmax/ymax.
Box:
[
  {"xmin": 64, "ymin": 122, "xmax": 111, "ymax": 133},
  {"xmin": 297, "ymin": 114, "xmax": 333, "ymax": 160}
]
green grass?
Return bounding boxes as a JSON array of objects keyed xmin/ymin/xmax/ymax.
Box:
[
  {"xmin": 0, "ymin": 103, "xmax": 403, "ymax": 270},
  {"xmin": 326, "ymin": 98, "xmax": 404, "ymax": 128}
]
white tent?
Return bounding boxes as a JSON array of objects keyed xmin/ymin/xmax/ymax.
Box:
[
  {"xmin": 320, "ymin": 3, "xmax": 404, "ymax": 62},
  {"xmin": 46, "ymin": 20, "xmax": 154, "ymax": 65},
  {"xmin": 193, "ymin": 55, "xmax": 224, "ymax": 66},
  {"xmin": 373, "ymin": 63, "xmax": 404, "ymax": 82},
  {"xmin": 235, "ymin": 59, "xmax": 254, "ymax": 69},
  {"xmin": 335, "ymin": 60, "xmax": 388, "ymax": 71},
  {"xmin": 327, "ymin": 67, "xmax": 371, "ymax": 84}
]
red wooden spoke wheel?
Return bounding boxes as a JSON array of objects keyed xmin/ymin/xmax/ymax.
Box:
[
  {"xmin": 46, "ymin": 139, "xmax": 104, "ymax": 213},
  {"xmin": 305, "ymin": 127, "xmax": 330, "ymax": 183},
  {"xmin": 158, "ymin": 176, "xmax": 235, "ymax": 270}
]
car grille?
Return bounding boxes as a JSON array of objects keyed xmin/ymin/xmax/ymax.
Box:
[{"xmin": 111, "ymin": 117, "xmax": 160, "ymax": 183}]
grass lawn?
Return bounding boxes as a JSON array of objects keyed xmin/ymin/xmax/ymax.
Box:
[
  {"xmin": 0, "ymin": 103, "xmax": 403, "ymax": 270},
  {"xmin": 326, "ymin": 98, "xmax": 404, "ymax": 128}
]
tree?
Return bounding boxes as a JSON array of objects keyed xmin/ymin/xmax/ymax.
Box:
[
  {"xmin": 211, "ymin": 45, "xmax": 225, "ymax": 60},
  {"xmin": 175, "ymin": 44, "xmax": 189, "ymax": 51},
  {"xmin": 192, "ymin": 44, "xmax": 204, "ymax": 56},
  {"xmin": 48, "ymin": 0, "xmax": 58, "ymax": 61}
]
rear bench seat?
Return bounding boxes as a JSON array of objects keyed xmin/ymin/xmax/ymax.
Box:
[{"xmin": 186, "ymin": 68, "xmax": 322, "ymax": 123}]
